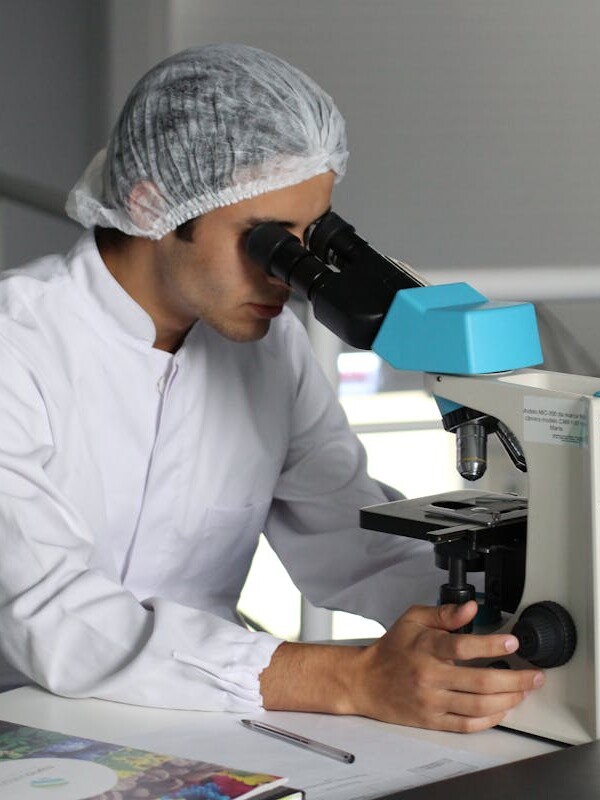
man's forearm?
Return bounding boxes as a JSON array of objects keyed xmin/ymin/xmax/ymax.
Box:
[{"xmin": 259, "ymin": 641, "xmax": 366, "ymax": 715}]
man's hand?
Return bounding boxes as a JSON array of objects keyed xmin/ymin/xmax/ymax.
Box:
[
  {"xmin": 350, "ymin": 600, "xmax": 544, "ymax": 732},
  {"xmin": 260, "ymin": 601, "xmax": 544, "ymax": 733}
]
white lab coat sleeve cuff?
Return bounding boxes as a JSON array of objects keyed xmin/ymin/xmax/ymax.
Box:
[
  {"xmin": 96, "ymin": 597, "xmax": 284, "ymax": 712},
  {"xmin": 171, "ymin": 643, "xmax": 279, "ymax": 709},
  {"xmin": 169, "ymin": 634, "xmax": 284, "ymax": 711}
]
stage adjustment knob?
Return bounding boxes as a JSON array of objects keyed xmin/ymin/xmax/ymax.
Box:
[{"xmin": 512, "ymin": 601, "xmax": 577, "ymax": 668}]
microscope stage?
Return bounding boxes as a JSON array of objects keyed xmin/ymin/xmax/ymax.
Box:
[{"xmin": 361, "ymin": 490, "xmax": 527, "ymax": 544}]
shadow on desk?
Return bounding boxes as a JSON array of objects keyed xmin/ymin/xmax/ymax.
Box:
[{"xmin": 384, "ymin": 739, "xmax": 600, "ymax": 800}]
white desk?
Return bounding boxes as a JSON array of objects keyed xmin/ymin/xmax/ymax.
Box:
[{"xmin": 0, "ymin": 686, "xmax": 559, "ymax": 799}]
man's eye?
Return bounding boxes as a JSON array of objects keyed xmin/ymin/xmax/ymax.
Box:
[{"xmin": 304, "ymin": 211, "xmax": 332, "ymax": 247}]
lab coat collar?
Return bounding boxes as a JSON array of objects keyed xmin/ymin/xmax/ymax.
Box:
[{"xmin": 68, "ymin": 231, "xmax": 158, "ymax": 346}]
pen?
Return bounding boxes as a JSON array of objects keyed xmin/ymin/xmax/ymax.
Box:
[{"xmin": 240, "ymin": 719, "xmax": 355, "ymax": 764}]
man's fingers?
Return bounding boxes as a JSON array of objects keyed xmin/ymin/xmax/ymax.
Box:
[
  {"xmin": 430, "ymin": 626, "xmax": 523, "ymax": 663},
  {"xmin": 402, "ymin": 601, "xmax": 479, "ymax": 632},
  {"xmin": 434, "ymin": 711, "xmax": 509, "ymax": 734},
  {"xmin": 443, "ymin": 688, "xmax": 527, "ymax": 718},
  {"xmin": 436, "ymin": 662, "xmax": 544, "ymax": 694},
  {"xmin": 412, "ymin": 689, "xmax": 522, "ymax": 733}
]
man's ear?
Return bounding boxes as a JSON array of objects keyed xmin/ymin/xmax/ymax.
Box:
[{"xmin": 127, "ymin": 181, "xmax": 167, "ymax": 232}]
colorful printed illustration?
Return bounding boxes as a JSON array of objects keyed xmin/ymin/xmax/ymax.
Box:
[{"xmin": 0, "ymin": 721, "xmax": 287, "ymax": 799}]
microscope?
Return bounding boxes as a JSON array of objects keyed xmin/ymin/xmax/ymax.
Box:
[{"xmin": 246, "ymin": 212, "xmax": 600, "ymax": 745}]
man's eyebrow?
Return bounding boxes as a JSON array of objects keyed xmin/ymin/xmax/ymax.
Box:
[
  {"xmin": 243, "ymin": 207, "xmax": 332, "ymax": 230},
  {"xmin": 244, "ymin": 216, "xmax": 295, "ymax": 228}
]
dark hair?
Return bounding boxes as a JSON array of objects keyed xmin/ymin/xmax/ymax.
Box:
[
  {"xmin": 95, "ymin": 217, "xmax": 198, "ymax": 245},
  {"xmin": 174, "ymin": 217, "xmax": 197, "ymax": 242}
]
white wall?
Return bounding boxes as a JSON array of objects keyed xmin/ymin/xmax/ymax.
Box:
[
  {"xmin": 0, "ymin": 0, "xmax": 172, "ymax": 270},
  {"xmin": 0, "ymin": 0, "xmax": 108, "ymax": 267},
  {"xmin": 170, "ymin": 0, "xmax": 600, "ymax": 272}
]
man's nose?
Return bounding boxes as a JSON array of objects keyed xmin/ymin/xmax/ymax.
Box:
[{"xmin": 265, "ymin": 273, "xmax": 290, "ymax": 291}]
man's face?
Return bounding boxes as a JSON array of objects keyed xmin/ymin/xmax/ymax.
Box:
[{"xmin": 152, "ymin": 171, "xmax": 335, "ymax": 343}]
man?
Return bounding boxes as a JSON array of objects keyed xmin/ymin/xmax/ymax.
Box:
[{"xmin": 0, "ymin": 43, "xmax": 542, "ymax": 731}]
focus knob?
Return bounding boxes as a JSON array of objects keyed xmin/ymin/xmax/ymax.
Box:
[{"xmin": 512, "ymin": 601, "xmax": 576, "ymax": 668}]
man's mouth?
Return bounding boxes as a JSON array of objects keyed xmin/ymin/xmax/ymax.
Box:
[{"xmin": 248, "ymin": 302, "xmax": 285, "ymax": 319}]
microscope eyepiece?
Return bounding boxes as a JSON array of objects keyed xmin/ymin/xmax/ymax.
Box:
[
  {"xmin": 306, "ymin": 211, "xmax": 425, "ymax": 292},
  {"xmin": 245, "ymin": 222, "xmax": 331, "ymax": 299},
  {"xmin": 306, "ymin": 211, "xmax": 359, "ymax": 270}
]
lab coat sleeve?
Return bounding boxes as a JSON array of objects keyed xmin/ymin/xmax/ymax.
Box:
[
  {"xmin": 264, "ymin": 320, "xmax": 442, "ymax": 629},
  {"xmin": 0, "ymin": 342, "xmax": 281, "ymax": 709}
]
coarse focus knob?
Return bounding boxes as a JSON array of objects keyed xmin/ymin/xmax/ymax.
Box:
[{"xmin": 512, "ymin": 601, "xmax": 577, "ymax": 668}]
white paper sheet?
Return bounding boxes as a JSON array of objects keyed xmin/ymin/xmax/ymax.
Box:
[{"xmin": 129, "ymin": 711, "xmax": 502, "ymax": 800}]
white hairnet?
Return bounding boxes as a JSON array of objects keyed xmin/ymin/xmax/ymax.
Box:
[{"xmin": 66, "ymin": 43, "xmax": 348, "ymax": 239}]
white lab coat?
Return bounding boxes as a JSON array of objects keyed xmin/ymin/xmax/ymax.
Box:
[{"xmin": 0, "ymin": 232, "xmax": 440, "ymax": 709}]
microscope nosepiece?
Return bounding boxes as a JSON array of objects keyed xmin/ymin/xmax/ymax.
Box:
[{"xmin": 456, "ymin": 421, "xmax": 488, "ymax": 481}]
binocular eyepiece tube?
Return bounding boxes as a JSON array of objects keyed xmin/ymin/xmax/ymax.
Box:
[{"xmin": 245, "ymin": 211, "xmax": 425, "ymax": 350}]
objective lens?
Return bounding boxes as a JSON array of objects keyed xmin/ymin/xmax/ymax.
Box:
[{"xmin": 456, "ymin": 421, "xmax": 488, "ymax": 481}]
